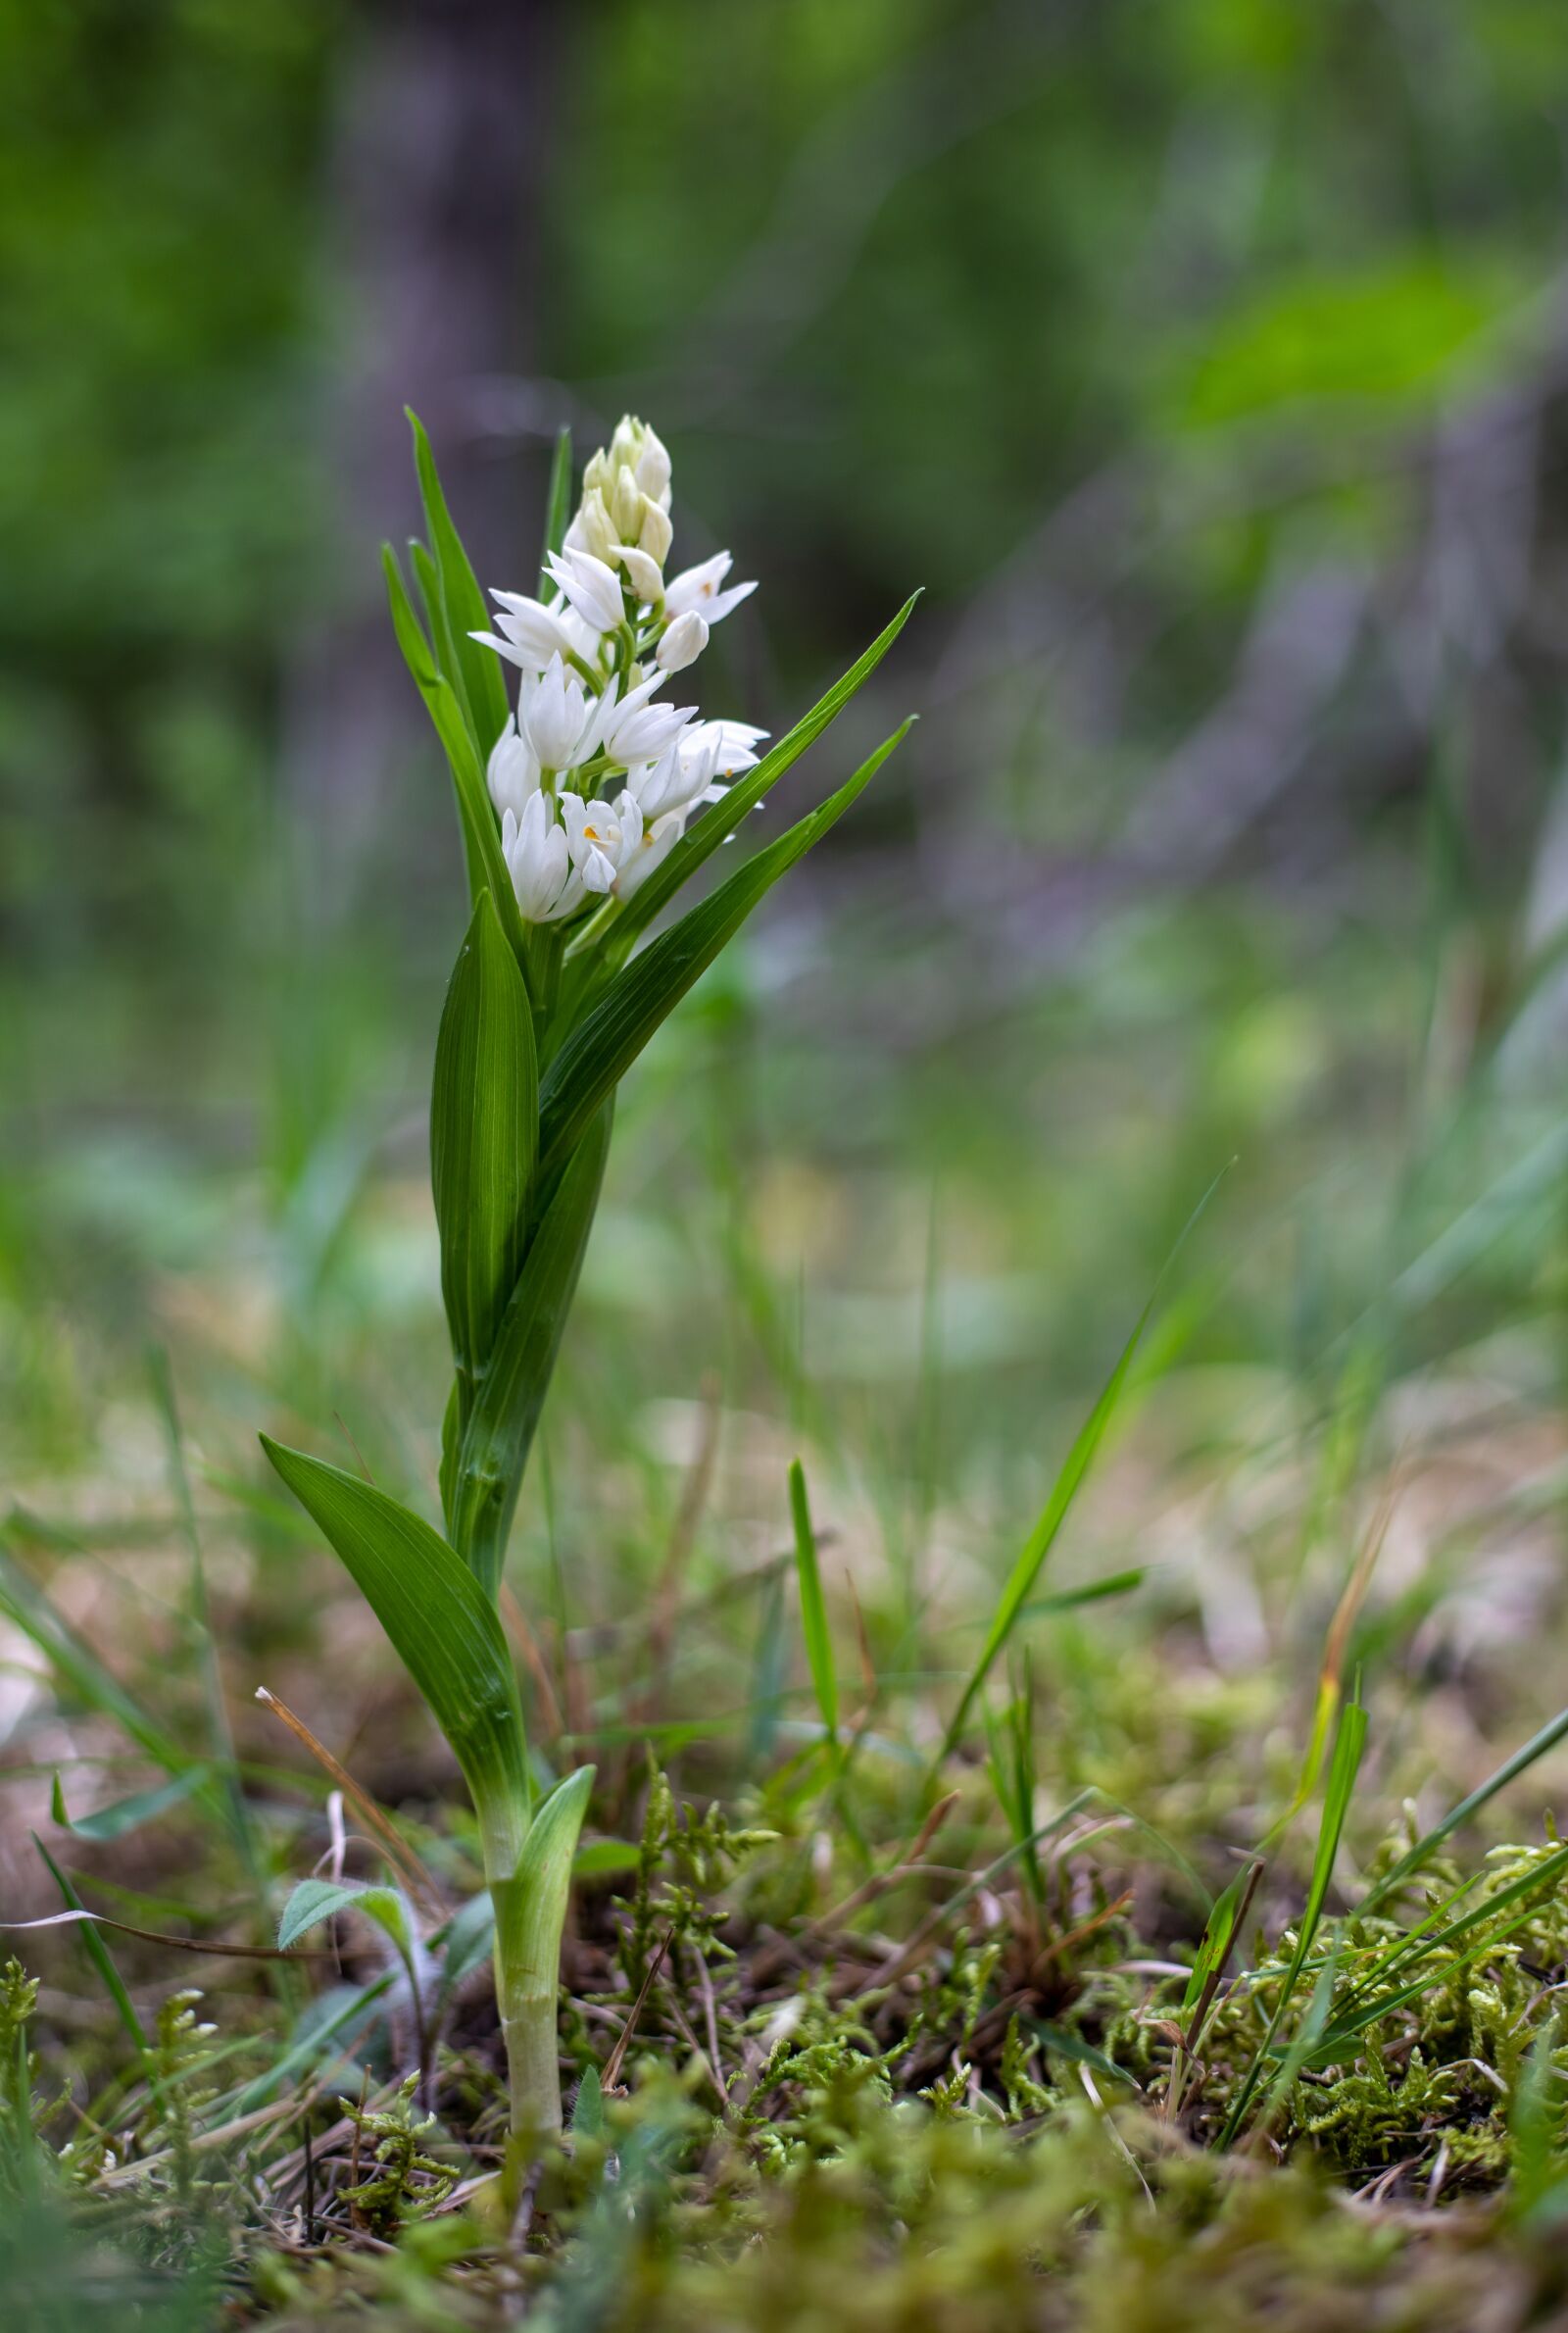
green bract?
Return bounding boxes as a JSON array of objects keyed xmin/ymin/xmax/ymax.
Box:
[{"xmin": 264, "ymin": 416, "xmax": 916, "ymax": 2138}]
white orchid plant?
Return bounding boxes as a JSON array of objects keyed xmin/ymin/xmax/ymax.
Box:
[{"xmin": 261, "ymin": 413, "xmax": 915, "ymax": 2141}]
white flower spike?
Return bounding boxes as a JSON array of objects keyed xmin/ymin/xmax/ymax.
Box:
[{"xmin": 467, "ymin": 413, "xmax": 766, "ymax": 929}]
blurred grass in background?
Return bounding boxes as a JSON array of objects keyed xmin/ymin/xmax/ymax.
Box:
[{"xmin": 6, "ymin": 0, "xmax": 1568, "ymax": 1917}]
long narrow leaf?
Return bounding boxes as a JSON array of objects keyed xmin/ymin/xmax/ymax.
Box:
[
  {"xmin": 789, "ymin": 1461, "xmax": 837, "ymax": 1746},
  {"xmin": 50, "ymin": 1766, "xmax": 210, "ymax": 1844},
  {"xmin": 431, "ymin": 889, "xmax": 538, "ymax": 1487},
  {"xmin": 593, "ymin": 595, "xmax": 920, "ymax": 973},
  {"xmin": 1358, "ymin": 1701, "xmax": 1568, "ymax": 1915},
  {"xmin": 540, "ymin": 425, "xmax": 573, "ymax": 593},
  {"xmin": 383, "ymin": 544, "xmax": 532, "ymax": 980},
  {"xmin": 32, "ymin": 1834, "xmax": 148, "ymax": 2059},
  {"xmin": 538, "ymin": 722, "xmax": 911, "ymax": 1189},
  {"xmin": 1219, "ymin": 1697, "xmax": 1367, "ymax": 2145},
  {"xmin": 451, "ymin": 1105, "xmax": 612, "ymax": 1595},
  {"xmin": 408, "ymin": 408, "xmax": 511, "ymax": 752},
  {"xmin": 259, "ymin": 1441, "xmax": 532, "ymax": 1857}
]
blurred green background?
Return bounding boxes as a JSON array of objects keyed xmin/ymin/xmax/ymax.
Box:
[{"xmin": 6, "ymin": 0, "xmax": 1568, "ymax": 1769}]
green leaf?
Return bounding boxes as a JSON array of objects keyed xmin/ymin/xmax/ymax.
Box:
[
  {"xmin": 277, "ymin": 1877, "xmax": 412, "ymax": 1961},
  {"xmin": 436, "ymin": 1892, "xmax": 497, "ymax": 1999},
  {"xmin": 431, "ymin": 889, "xmax": 539, "ymax": 1498},
  {"xmin": 540, "ymin": 425, "xmax": 573, "ymax": 594},
  {"xmin": 492, "ymin": 1764, "xmax": 596, "ymax": 2107},
  {"xmin": 539, "ymin": 721, "xmax": 911, "ymax": 1190},
  {"xmin": 571, "ymin": 2062, "xmax": 605, "ymax": 2138},
  {"xmin": 450, "ymin": 1103, "xmax": 612, "ymax": 1597},
  {"xmin": 572, "ymin": 1838, "xmax": 640, "ymax": 1877},
  {"xmin": 407, "ymin": 408, "xmax": 511, "ymax": 753},
  {"xmin": 50, "ymin": 1765, "xmax": 211, "ymax": 1845},
  {"xmin": 592, "ymin": 595, "xmax": 921, "ymax": 974},
  {"xmin": 259, "ymin": 1440, "xmax": 531, "ymax": 1862},
  {"xmin": 1027, "ymin": 2018, "xmax": 1137, "ymax": 2090},
  {"xmin": 383, "ymin": 544, "xmax": 532, "ymax": 987},
  {"xmin": 788, "ymin": 1460, "xmax": 837, "ymax": 1746},
  {"xmin": 1180, "ymin": 1860, "xmax": 1256, "ymax": 2013}
]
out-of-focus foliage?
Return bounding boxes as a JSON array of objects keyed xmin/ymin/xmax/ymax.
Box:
[{"xmin": 0, "ymin": 0, "xmax": 332, "ymax": 978}]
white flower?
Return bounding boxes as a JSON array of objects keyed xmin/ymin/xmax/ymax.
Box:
[
  {"xmin": 501, "ymin": 795, "xmax": 584, "ymax": 923},
  {"xmin": 487, "ymin": 717, "xmax": 542, "ymax": 823},
  {"xmin": 631, "ymin": 740, "xmax": 708, "ymax": 823},
  {"xmin": 686, "ymin": 718, "xmax": 768, "ymax": 776},
  {"xmin": 601, "ymin": 678, "xmax": 694, "ymax": 767},
  {"xmin": 657, "ymin": 610, "xmax": 709, "ymax": 672},
  {"xmin": 545, "ymin": 547, "xmax": 625, "ymax": 635},
  {"xmin": 521, "ymin": 654, "xmax": 601, "ymax": 771},
  {"xmin": 612, "ymin": 542, "xmax": 666, "ymax": 604},
  {"xmin": 664, "ymin": 551, "xmax": 757, "ymax": 626},
  {"xmin": 470, "ymin": 590, "xmax": 576, "ymax": 673},
  {"xmin": 615, "ymin": 812, "xmax": 684, "ymax": 897},
  {"xmin": 562, "ymin": 789, "xmax": 643, "ymax": 894}
]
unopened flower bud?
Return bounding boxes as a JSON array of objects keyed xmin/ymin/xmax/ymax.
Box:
[
  {"xmin": 635, "ymin": 427, "xmax": 671, "ymax": 504},
  {"xmin": 656, "ymin": 609, "xmax": 709, "ymax": 672},
  {"xmin": 638, "ymin": 497, "xmax": 673, "ymax": 566},
  {"xmin": 609, "ymin": 463, "xmax": 644, "ymax": 541},
  {"xmin": 569, "ymin": 487, "xmax": 617, "ymax": 568}
]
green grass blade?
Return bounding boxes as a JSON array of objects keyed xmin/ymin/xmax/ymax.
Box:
[
  {"xmin": 259, "ymin": 1439, "xmax": 532, "ymax": 1865},
  {"xmin": 538, "ymin": 722, "xmax": 911, "ymax": 1189},
  {"xmin": 788, "ymin": 1461, "xmax": 837, "ymax": 1748},
  {"xmin": 450, "ymin": 1103, "xmax": 612, "ymax": 1598},
  {"xmin": 1304, "ymin": 1841, "xmax": 1568, "ymax": 2060},
  {"xmin": 31, "ymin": 1833, "xmax": 149, "ymax": 2059},
  {"xmin": 431, "ymin": 889, "xmax": 539, "ymax": 1535},
  {"xmin": 1357, "ymin": 1702, "xmax": 1568, "ymax": 1916},
  {"xmin": 940, "ymin": 1175, "xmax": 1223, "ymax": 1757},
  {"xmin": 408, "ymin": 407, "xmax": 511, "ymax": 753},
  {"xmin": 540, "ymin": 425, "xmax": 573, "ymax": 592},
  {"xmin": 1219, "ymin": 1696, "xmax": 1367, "ymax": 2146},
  {"xmin": 591, "ymin": 595, "xmax": 921, "ymax": 970},
  {"xmin": 50, "ymin": 1766, "xmax": 210, "ymax": 1844},
  {"xmin": 1181, "ymin": 1859, "xmax": 1257, "ymax": 2014}
]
